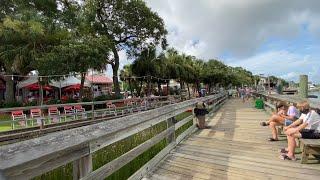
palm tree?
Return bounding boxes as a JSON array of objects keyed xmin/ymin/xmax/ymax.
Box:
[
  {"xmin": 132, "ymin": 47, "xmax": 159, "ymax": 96},
  {"xmin": 120, "ymin": 65, "xmax": 135, "ymax": 96}
]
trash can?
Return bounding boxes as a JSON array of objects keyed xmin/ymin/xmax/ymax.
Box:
[
  {"xmin": 255, "ymin": 99, "xmax": 264, "ymax": 109},
  {"xmin": 194, "ymin": 102, "xmax": 209, "ymax": 129}
]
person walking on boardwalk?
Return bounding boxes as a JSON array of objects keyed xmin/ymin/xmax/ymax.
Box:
[{"xmin": 238, "ymin": 87, "xmax": 245, "ymax": 103}]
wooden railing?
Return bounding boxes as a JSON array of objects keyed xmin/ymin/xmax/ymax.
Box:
[
  {"xmin": 253, "ymin": 92, "xmax": 320, "ymax": 112},
  {"xmin": 0, "ymin": 93, "xmax": 227, "ymax": 180},
  {"xmin": 0, "ymin": 95, "xmax": 181, "ymax": 131}
]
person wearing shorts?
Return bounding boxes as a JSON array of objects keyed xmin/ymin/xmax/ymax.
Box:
[
  {"xmin": 282, "ymin": 105, "xmax": 300, "ymax": 126},
  {"xmin": 279, "ymin": 101, "xmax": 320, "ymax": 160},
  {"xmin": 260, "ymin": 101, "xmax": 298, "ymax": 141}
]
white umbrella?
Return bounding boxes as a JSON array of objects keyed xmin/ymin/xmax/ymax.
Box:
[
  {"xmin": 17, "ymin": 76, "xmax": 38, "ymax": 88},
  {"xmin": 50, "ymin": 76, "xmax": 90, "ymax": 88}
]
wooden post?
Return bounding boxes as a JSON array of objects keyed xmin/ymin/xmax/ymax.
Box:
[
  {"xmin": 301, "ymin": 145, "xmax": 309, "ymax": 164},
  {"xmin": 166, "ymin": 117, "xmax": 175, "ymax": 144},
  {"xmin": 91, "ymin": 103, "xmax": 94, "ymax": 120},
  {"xmin": 299, "ymin": 75, "xmax": 308, "ymax": 98},
  {"xmin": 73, "ymin": 154, "xmax": 93, "ymax": 180}
]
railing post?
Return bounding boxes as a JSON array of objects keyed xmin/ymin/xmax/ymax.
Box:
[
  {"xmin": 73, "ymin": 154, "xmax": 93, "ymax": 180},
  {"xmin": 166, "ymin": 117, "xmax": 176, "ymax": 144},
  {"xmin": 91, "ymin": 103, "xmax": 95, "ymax": 120}
]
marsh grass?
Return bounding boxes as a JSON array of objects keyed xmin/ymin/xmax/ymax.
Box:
[{"xmin": 32, "ymin": 111, "xmax": 195, "ymax": 180}]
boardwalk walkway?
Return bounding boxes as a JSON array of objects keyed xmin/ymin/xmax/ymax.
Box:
[{"xmin": 146, "ymin": 99, "xmax": 320, "ymax": 180}]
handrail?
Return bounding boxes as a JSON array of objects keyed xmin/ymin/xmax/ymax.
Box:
[
  {"xmin": 0, "ymin": 93, "xmax": 228, "ymax": 180},
  {"xmin": 253, "ymin": 92, "xmax": 320, "ymax": 111},
  {"xmin": 0, "ymin": 95, "xmax": 182, "ymax": 132},
  {"xmin": 0, "ymin": 95, "xmax": 181, "ymax": 113}
]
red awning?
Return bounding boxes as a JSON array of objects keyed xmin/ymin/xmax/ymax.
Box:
[
  {"xmin": 25, "ymin": 83, "xmax": 53, "ymax": 91},
  {"xmin": 64, "ymin": 84, "xmax": 82, "ymax": 91}
]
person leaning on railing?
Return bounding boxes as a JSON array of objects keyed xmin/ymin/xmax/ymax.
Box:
[
  {"xmin": 194, "ymin": 102, "xmax": 209, "ymax": 129},
  {"xmin": 279, "ymin": 101, "xmax": 320, "ymax": 160}
]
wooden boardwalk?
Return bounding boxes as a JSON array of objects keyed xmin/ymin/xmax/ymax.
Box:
[{"xmin": 146, "ymin": 99, "xmax": 320, "ymax": 180}]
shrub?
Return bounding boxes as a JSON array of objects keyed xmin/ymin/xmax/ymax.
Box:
[
  {"xmin": 23, "ymin": 101, "xmax": 37, "ymax": 107},
  {"xmin": 46, "ymin": 99, "xmax": 61, "ymax": 105},
  {"xmin": 81, "ymin": 97, "xmax": 92, "ymax": 102},
  {"xmin": 66, "ymin": 98, "xmax": 77, "ymax": 104},
  {"xmin": 3, "ymin": 102, "xmax": 23, "ymax": 108},
  {"xmin": 94, "ymin": 94, "xmax": 123, "ymax": 101}
]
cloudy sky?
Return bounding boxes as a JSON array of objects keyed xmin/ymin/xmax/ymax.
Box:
[{"xmin": 114, "ymin": 0, "xmax": 320, "ymax": 83}]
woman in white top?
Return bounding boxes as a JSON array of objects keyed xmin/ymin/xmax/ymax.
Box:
[{"xmin": 280, "ymin": 101, "xmax": 320, "ymax": 160}]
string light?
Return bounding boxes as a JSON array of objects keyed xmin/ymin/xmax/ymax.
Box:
[
  {"xmin": 121, "ymin": 75, "xmax": 170, "ymax": 81},
  {"xmin": 1, "ymin": 73, "xmax": 171, "ymax": 83}
]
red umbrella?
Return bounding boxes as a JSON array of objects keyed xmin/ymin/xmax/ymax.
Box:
[
  {"xmin": 64, "ymin": 84, "xmax": 82, "ymax": 91},
  {"xmin": 25, "ymin": 83, "xmax": 53, "ymax": 91}
]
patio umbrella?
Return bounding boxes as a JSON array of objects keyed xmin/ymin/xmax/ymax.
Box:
[
  {"xmin": 64, "ymin": 84, "xmax": 82, "ymax": 91},
  {"xmin": 25, "ymin": 83, "xmax": 53, "ymax": 91}
]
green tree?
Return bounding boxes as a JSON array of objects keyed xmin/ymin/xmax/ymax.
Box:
[
  {"xmin": 131, "ymin": 47, "xmax": 159, "ymax": 96},
  {"xmin": 0, "ymin": 0, "xmax": 85, "ymax": 103},
  {"xmin": 0, "ymin": 1, "xmax": 64, "ymax": 103},
  {"xmin": 37, "ymin": 36, "xmax": 110, "ymax": 99},
  {"xmin": 85, "ymin": 0, "xmax": 167, "ymax": 96},
  {"xmin": 202, "ymin": 59, "xmax": 228, "ymax": 91},
  {"xmin": 120, "ymin": 65, "xmax": 136, "ymax": 96}
]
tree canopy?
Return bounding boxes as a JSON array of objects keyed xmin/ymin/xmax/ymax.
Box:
[{"xmin": 84, "ymin": 0, "xmax": 168, "ymax": 95}]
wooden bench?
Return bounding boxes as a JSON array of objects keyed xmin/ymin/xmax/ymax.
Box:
[{"xmin": 299, "ymin": 138, "xmax": 320, "ymax": 163}]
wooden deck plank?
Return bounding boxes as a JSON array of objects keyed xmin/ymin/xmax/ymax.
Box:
[{"xmin": 147, "ymin": 99, "xmax": 320, "ymax": 180}]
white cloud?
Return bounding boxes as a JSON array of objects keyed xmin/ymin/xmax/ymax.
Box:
[
  {"xmin": 227, "ymin": 50, "xmax": 320, "ymax": 83},
  {"xmin": 145, "ymin": 0, "xmax": 320, "ymax": 83},
  {"xmin": 146, "ymin": 0, "xmax": 320, "ymax": 59}
]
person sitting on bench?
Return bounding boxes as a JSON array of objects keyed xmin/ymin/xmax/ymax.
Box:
[
  {"xmin": 261, "ymin": 101, "xmax": 299, "ymax": 141},
  {"xmin": 279, "ymin": 101, "xmax": 320, "ymax": 160}
]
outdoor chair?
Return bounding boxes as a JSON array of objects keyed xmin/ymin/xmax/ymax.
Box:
[
  {"xmin": 74, "ymin": 105, "xmax": 87, "ymax": 119},
  {"xmin": 106, "ymin": 101, "xmax": 117, "ymax": 116},
  {"xmin": 63, "ymin": 106, "xmax": 76, "ymax": 121},
  {"xmin": 125, "ymin": 100, "xmax": 134, "ymax": 114},
  {"xmin": 48, "ymin": 107, "xmax": 61, "ymax": 123},
  {"xmin": 149, "ymin": 98, "xmax": 159, "ymax": 109},
  {"xmin": 138, "ymin": 100, "xmax": 148, "ymax": 112},
  {"xmin": 30, "ymin": 108, "xmax": 45, "ymax": 127},
  {"xmin": 11, "ymin": 110, "xmax": 27, "ymax": 128}
]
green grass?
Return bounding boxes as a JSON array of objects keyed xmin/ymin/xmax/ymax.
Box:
[
  {"xmin": 175, "ymin": 119, "xmax": 193, "ymax": 137},
  {"xmin": 33, "ymin": 163, "xmax": 73, "ymax": 180},
  {"xmin": 0, "ymin": 114, "xmax": 12, "ymax": 132},
  {"xmin": 0, "ymin": 124, "xmax": 11, "ymax": 131},
  {"xmin": 175, "ymin": 111, "xmax": 192, "ymax": 122}
]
